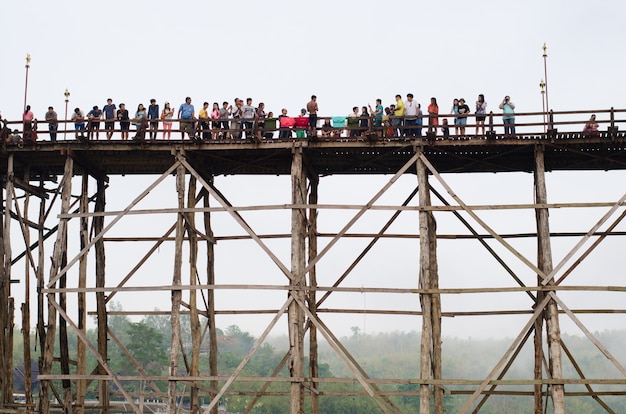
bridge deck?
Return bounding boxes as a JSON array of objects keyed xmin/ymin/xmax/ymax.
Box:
[{"xmin": 2, "ymin": 131, "xmax": 626, "ymax": 180}]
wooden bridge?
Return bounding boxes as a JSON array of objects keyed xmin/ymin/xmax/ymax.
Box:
[{"xmin": 0, "ymin": 108, "xmax": 625, "ymax": 413}]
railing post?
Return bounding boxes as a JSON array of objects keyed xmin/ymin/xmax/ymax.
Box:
[
  {"xmin": 547, "ymin": 110, "xmax": 557, "ymax": 141},
  {"xmin": 486, "ymin": 111, "xmax": 496, "ymax": 140},
  {"xmin": 609, "ymin": 107, "xmax": 617, "ymax": 141}
]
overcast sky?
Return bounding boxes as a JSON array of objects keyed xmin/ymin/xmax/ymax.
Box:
[{"xmin": 1, "ymin": 1, "xmax": 626, "ymax": 342}]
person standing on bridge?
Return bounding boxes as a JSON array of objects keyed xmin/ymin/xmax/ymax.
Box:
[
  {"xmin": 71, "ymin": 107, "xmax": 86, "ymax": 139},
  {"xmin": 178, "ymin": 97, "xmax": 196, "ymax": 140},
  {"xmin": 457, "ymin": 98, "xmax": 470, "ymax": 137},
  {"xmin": 45, "ymin": 106, "xmax": 58, "ymax": 142},
  {"xmin": 499, "ymin": 95, "xmax": 516, "ymax": 135},
  {"xmin": 117, "ymin": 103, "xmax": 130, "ymax": 140},
  {"xmin": 103, "ymin": 98, "xmax": 116, "ymax": 140},
  {"xmin": 392, "ymin": 94, "xmax": 405, "ymax": 136},
  {"xmin": 427, "ymin": 97, "xmax": 439, "ymax": 134},
  {"xmin": 161, "ymin": 102, "xmax": 174, "ymax": 140},
  {"xmin": 23, "ymin": 105, "xmax": 34, "ymax": 138},
  {"xmin": 475, "ymin": 94, "xmax": 487, "ymax": 136},
  {"xmin": 134, "ymin": 104, "xmax": 147, "ymax": 140},
  {"xmin": 306, "ymin": 95, "xmax": 318, "ymax": 137},
  {"xmin": 87, "ymin": 105, "xmax": 103, "ymax": 140},
  {"xmin": 147, "ymin": 99, "xmax": 160, "ymax": 140},
  {"xmin": 404, "ymin": 93, "xmax": 418, "ymax": 136}
]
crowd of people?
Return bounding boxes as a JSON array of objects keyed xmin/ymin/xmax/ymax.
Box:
[{"xmin": 0, "ymin": 94, "xmax": 603, "ymax": 144}]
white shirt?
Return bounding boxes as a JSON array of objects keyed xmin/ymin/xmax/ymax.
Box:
[{"xmin": 405, "ymin": 100, "xmax": 418, "ymax": 117}]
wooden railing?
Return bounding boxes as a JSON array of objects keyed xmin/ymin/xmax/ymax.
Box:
[{"xmin": 2, "ymin": 108, "xmax": 625, "ymax": 143}]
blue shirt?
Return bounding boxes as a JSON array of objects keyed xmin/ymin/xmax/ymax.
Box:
[
  {"xmin": 148, "ymin": 104, "xmax": 159, "ymax": 120},
  {"xmin": 375, "ymin": 104, "xmax": 383, "ymax": 120},
  {"xmin": 179, "ymin": 103, "xmax": 194, "ymax": 119},
  {"xmin": 103, "ymin": 104, "xmax": 116, "ymax": 119}
]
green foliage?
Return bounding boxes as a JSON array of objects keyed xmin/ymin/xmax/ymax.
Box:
[{"xmin": 12, "ymin": 306, "xmax": 626, "ymax": 414}]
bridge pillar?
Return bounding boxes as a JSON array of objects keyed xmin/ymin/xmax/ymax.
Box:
[
  {"xmin": 289, "ymin": 147, "xmax": 307, "ymax": 413},
  {"xmin": 416, "ymin": 150, "xmax": 442, "ymax": 414},
  {"xmin": 534, "ymin": 145, "xmax": 565, "ymax": 413}
]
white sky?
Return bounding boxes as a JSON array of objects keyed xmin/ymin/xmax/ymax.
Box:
[{"xmin": 2, "ymin": 1, "xmax": 626, "ymax": 342}]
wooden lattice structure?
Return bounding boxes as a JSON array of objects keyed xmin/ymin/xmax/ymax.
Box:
[{"xmin": 1, "ymin": 109, "xmax": 626, "ymax": 413}]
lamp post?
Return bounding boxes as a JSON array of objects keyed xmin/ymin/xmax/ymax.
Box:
[
  {"xmin": 539, "ymin": 79, "xmax": 546, "ymax": 133},
  {"xmin": 542, "ymin": 43, "xmax": 550, "ymax": 126},
  {"xmin": 24, "ymin": 53, "xmax": 31, "ymax": 112},
  {"xmin": 64, "ymin": 88, "xmax": 70, "ymax": 140}
]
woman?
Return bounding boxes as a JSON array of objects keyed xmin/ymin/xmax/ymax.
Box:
[
  {"xmin": 475, "ymin": 94, "xmax": 487, "ymax": 136},
  {"xmin": 583, "ymin": 114, "xmax": 600, "ymax": 137},
  {"xmin": 23, "ymin": 105, "xmax": 34, "ymax": 138},
  {"xmin": 117, "ymin": 103, "xmax": 130, "ymax": 140},
  {"xmin": 211, "ymin": 102, "xmax": 221, "ymax": 139},
  {"xmin": 161, "ymin": 102, "xmax": 174, "ymax": 139},
  {"xmin": 134, "ymin": 104, "xmax": 147, "ymax": 140},
  {"xmin": 457, "ymin": 98, "xmax": 470, "ymax": 136},
  {"xmin": 255, "ymin": 102, "xmax": 266, "ymax": 140},
  {"xmin": 499, "ymin": 96, "xmax": 516, "ymax": 135},
  {"xmin": 360, "ymin": 106, "xmax": 370, "ymax": 135},
  {"xmin": 428, "ymin": 97, "xmax": 439, "ymax": 134}
]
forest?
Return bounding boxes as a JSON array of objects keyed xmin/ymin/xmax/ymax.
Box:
[{"xmin": 11, "ymin": 305, "xmax": 626, "ymax": 413}]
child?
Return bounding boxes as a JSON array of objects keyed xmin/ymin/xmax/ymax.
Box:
[
  {"xmin": 441, "ymin": 118, "xmax": 450, "ymax": 138},
  {"xmin": 10, "ymin": 129, "xmax": 23, "ymax": 146}
]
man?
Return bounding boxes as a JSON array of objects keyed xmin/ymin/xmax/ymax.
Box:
[
  {"xmin": 71, "ymin": 107, "xmax": 85, "ymax": 139},
  {"xmin": 393, "ymin": 94, "xmax": 405, "ymax": 136},
  {"xmin": 45, "ymin": 106, "xmax": 58, "ymax": 141},
  {"xmin": 177, "ymin": 97, "xmax": 195, "ymax": 139},
  {"xmin": 219, "ymin": 101, "xmax": 231, "ymax": 139},
  {"xmin": 416, "ymin": 103, "xmax": 423, "ymax": 137},
  {"xmin": 198, "ymin": 102, "xmax": 210, "ymax": 140},
  {"xmin": 103, "ymin": 98, "xmax": 116, "ymax": 140},
  {"xmin": 87, "ymin": 105, "xmax": 102, "ymax": 139},
  {"xmin": 404, "ymin": 93, "xmax": 418, "ymax": 136},
  {"xmin": 242, "ymin": 98, "xmax": 256, "ymax": 139},
  {"xmin": 147, "ymin": 98, "xmax": 159, "ymax": 140},
  {"xmin": 231, "ymin": 98, "xmax": 243, "ymax": 139},
  {"xmin": 306, "ymin": 95, "xmax": 318, "ymax": 137},
  {"xmin": 278, "ymin": 108, "xmax": 292, "ymax": 139}
]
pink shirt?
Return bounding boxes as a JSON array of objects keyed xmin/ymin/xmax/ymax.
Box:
[{"xmin": 23, "ymin": 110, "xmax": 34, "ymax": 122}]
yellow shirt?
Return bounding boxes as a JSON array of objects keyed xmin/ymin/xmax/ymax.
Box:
[
  {"xmin": 199, "ymin": 108, "xmax": 208, "ymax": 120},
  {"xmin": 394, "ymin": 99, "xmax": 405, "ymax": 117}
]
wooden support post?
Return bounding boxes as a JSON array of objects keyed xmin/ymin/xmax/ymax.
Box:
[
  {"xmin": 1, "ymin": 155, "xmax": 15, "ymax": 407},
  {"xmin": 187, "ymin": 176, "xmax": 202, "ymax": 414},
  {"xmin": 41, "ymin": 156, "xmax": 73, "ymax": 414},
  {"xmin": 308, "ymin": 177, "xmax": 319, "ymax": 414},
  {"xmin": 59, "ymin": 238, "xmax": 72, "ymax": 413},
  {"xmin": 21, "ymin": 167, "xmax": 33, "ymax": 410},
  {"xmin": 535, "ymin": 145, "xmax": 565, "ymax": 413},
  {"xmin": 94, "ymin": 178, "xmax": 108, "ymax": 414},
  {"xmin": 76, "ymin": 173, "xmax": 89, "ymax": 414},
  {"xmin": 416, "ymin": 150, "xmax": 442, "ymax": 414},
  {"xmin": 168, "ymin": 162, "xmax": 185, "ymax": 413},
  {"xmin": 289, "ymin": 147, "xmax": 307, "ymax": 414},
  {"xmin": 202, "ymin": 186, "xmax": 218, "ymax": 414},
  {"xmin": 35, "ymin": 178, "xmax": 46, "ymax": 410}
]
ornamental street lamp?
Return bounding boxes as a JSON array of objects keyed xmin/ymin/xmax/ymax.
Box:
[
  {"xmin": 540, "ymin": 78, "xmax": 546, "ymax": 133},
  {"xmin": 542, "ymin": 43, "xmax": 550, "ymax": 124},
  {"xmin": 24, "ymin": 53, "xmax": 31, "ymax": 112},
  {"xmin": 64, "ymin": 88, "xmax": 70, "ymax": 140}
]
